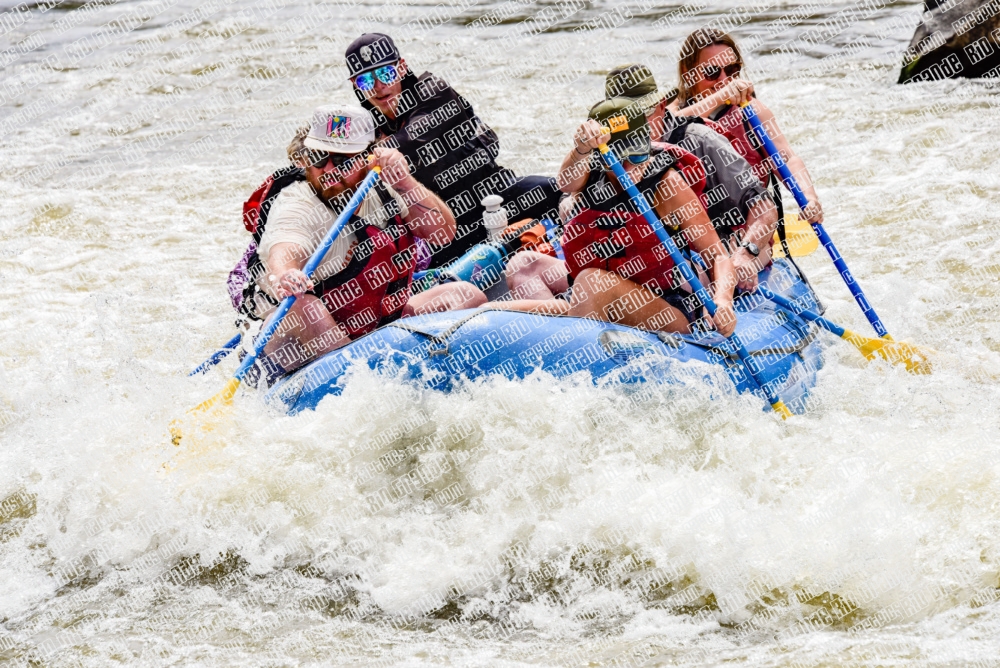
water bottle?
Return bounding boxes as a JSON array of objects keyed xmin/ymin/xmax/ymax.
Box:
[
  {"xmin": 433, "ymin": 195, "xmax": 506, "ymax": 290},
  {"xmin": 412, "ymin": 196, "xmax": 512, "ymax": 292},
  {"xmin": 440, "ymin": 244, "xmax": 505, "ymax": 290},
  {"xmin": 481, "ymin": 194, "xmax": 507, "ymax": 240}
]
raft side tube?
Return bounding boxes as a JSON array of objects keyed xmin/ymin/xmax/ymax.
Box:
[{"xmin": 265, "ymin": 258, "xmax": 825, "ymax": 415}]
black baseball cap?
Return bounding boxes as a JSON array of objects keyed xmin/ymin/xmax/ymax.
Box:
[{"xmin": 345, "ymin": 33, "xmax": 401, "ymax": 77}]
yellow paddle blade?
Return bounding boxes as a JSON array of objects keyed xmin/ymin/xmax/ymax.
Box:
[
  {"xmin": 770, "ymin": 400, "xmax": 793, "ymax": 419},
  {"xmin": 842, "ymin": 330, "xmax": 934, "ymax": 375},
  {"xmin": 169, "ymin": 378, "xmax": 242, "ymax": 446},
  {"xmin": 772, "ymin": 213, "xmax": 820, "ymax": 258},
  {"xmin": 192, "ymin": 377, "xmax": 242, "ymax": 413}
]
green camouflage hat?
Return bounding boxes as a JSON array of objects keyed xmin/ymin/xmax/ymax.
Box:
[
  {"xmin": 588, "ymin": 97, "xmax": 650, "ymax": 158},
  {"xmin": 604, "ymin": 64, "xmax": 675, "ymax": 111}
]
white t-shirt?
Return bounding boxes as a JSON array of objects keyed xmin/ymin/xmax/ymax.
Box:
[{"xmin": 256, "ymin": 180, "xmax": 409, "ymax": 301}]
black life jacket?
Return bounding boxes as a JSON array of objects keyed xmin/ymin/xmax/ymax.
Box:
[
  {"xmin": 661, "ymin": 111, "xmax": 708, "ymax": 145},
  {"xmin": 357, "ymin": 71, "xmax": 505, "ymax": 266}
]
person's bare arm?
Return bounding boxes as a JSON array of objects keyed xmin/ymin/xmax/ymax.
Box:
[
  {"xmin": 557, "ymin": 119, "xmax": 608, "ymax": 193},
  {"xmin": 266, "ymin": 242, "xmax": 312, "ymax": 298},
  {"xmin": 672, "ymin": 79, "xmax": 755, "ymax": 119},
  {"xmin": 372, "ymin": 147, "xmax": 456, "ymax": 244},
  {"xmin": 732, "ymin": 195, "xmax": 778, "ymax": 291},
  {"xmin": 655, "ymin": 170, "xmax": 737, "ymax": 336},
  {"xmin": 750, "ymin": 100, "xmax": 823, "ymax": 223}
]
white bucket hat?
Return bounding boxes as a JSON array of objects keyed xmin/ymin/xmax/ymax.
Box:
[{"xmin": 303, "ymin": 104, "xmax": 376, "ymax": 154}]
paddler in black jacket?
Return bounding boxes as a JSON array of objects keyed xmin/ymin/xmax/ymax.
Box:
[{"xmin": 345, "ymin": 32, "xmax": 562, "ymax": 267}]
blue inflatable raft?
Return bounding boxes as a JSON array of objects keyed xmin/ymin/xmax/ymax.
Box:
[{"xmin": 264, "ymin": 258, "xmax": 826, "ymax": 415}]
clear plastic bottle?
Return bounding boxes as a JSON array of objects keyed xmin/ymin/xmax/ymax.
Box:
[{"xmin": 481, "ymin": 194, "xmax": 507, "ymax": 240}]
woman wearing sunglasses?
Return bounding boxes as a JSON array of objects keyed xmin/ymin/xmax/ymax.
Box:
[
  {"xmin": 345, "ymin": 33, "xmax": 563, "ymax": 268},
  {"xmin": 670, "ymin": 28, "xmax": 824, "ymax": 225}
]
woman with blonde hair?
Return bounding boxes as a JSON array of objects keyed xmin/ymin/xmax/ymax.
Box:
[{"xmin": 670, "ymin": 28, "xmax": 824, "ymax": 225}]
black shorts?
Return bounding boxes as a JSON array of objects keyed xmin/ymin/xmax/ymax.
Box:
[{"xmin": 660, "ymin": 289, "xmax": 706, "ymax": 326}]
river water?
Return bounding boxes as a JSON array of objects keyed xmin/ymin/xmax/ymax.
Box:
[{"xmin": 3, "ymin": 0, "xmax": 1000, "ymax": 665}]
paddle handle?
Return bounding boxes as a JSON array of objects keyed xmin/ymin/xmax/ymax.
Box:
[
  {"xmin": 597, "ymin": 145, "xmax": 790, "ymax": 417},
  {"xmin": 233, "ymin": 167, "xmax": 382, "ymax": 382},
  {"xmin": 739, "ymin": 103, "xmax": 889, "ymax": 338}
]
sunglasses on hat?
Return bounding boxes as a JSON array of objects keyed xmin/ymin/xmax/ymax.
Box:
[
  {"xmin": 353, "ymin": 63, "xmax": 400, "ymax": 91},
  {"xmin": 702, "ymin": 63, "xmax": 741, "ymax": 81}
]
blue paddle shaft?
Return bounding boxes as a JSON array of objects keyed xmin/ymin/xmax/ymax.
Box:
[
  {"xmin": 740, "ymin": 104, "xmax": 889, "ymax": 338},
  {"xmin": 599, "ymin": 147, "xmax": 788, "ymax": 408},
  {"xmin": 598, "ymin": 150, "xmax": 715, "ymax": 315},
  {"xmin": 189, "ymin": 332, "xmax": 242, "ymax": 376},
  {"xmin": 540, "ymin": 218, "xmax": 567, "ymax": 262},
  {"xmin": 233, "ymin": 168, "xmax": 381, "ymax": 382},
  {"xmin": 758, "ymin": 286, "xmax": 846, "ymax": 338}
]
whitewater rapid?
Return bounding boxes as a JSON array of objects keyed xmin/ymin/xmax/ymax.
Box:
[{"xmin": 3, "ymin": 1, "xmax": 1000, "ymax": 665}]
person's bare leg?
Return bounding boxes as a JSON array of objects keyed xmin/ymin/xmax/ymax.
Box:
[
  {"xmin": 402, "ymin": 281, "xmax": 488, "ymax": 317},
  {"xmin": 568, "ymin": 268, "xmax": 689, "ymax": 333},
  {"xmin": 262, "ymin": 295, "xmax": 350, "ymax": 371},
  {"xmin": 504, "ymin": 251, "xmax": 569, "ymax": 300}
]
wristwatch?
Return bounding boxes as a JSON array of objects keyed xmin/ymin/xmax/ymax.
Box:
[{"xmin": 742, "ymin": 241, "xmax": 760, "ymax": 257}]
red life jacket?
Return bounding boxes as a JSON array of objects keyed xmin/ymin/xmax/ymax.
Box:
[
  {"xmin": 243, "ymin": 175, "xmax": 416, "ymax": 340},
  {"xmin": 654, "ymin": 141, "xmax": 706, "ymax": 201},
  {"xmin": 307, "ymin": 182, "xmax": 416, "ymax": 339},
  {"xmin": 708, "ymin": 103, "xmax": 771, "ymax": 189},
  {"xmin": 562, "ymin": 146, "xmax": 693, "ymax": 296},
  {"xmin": 709, "ymin": 102, "xmax": 792, "ymax": 258}
]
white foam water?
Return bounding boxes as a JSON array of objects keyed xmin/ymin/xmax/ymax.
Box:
[{"xmin": 2, "ymin": 1, "xmax": 1000, "ymax": 665}]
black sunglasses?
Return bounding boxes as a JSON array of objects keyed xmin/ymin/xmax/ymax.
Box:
[
  {"xmin": 304, "ymin": 149, "xmax": 353, "ymax": 170},
  {"xmin": 702, "ymin": 63, "xmax": 741, "ymax": 81}
]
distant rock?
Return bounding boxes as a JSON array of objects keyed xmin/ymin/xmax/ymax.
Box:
[{"xmin": 898, "ymin": 0, "xmax": 1000, "ymax": 83}]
